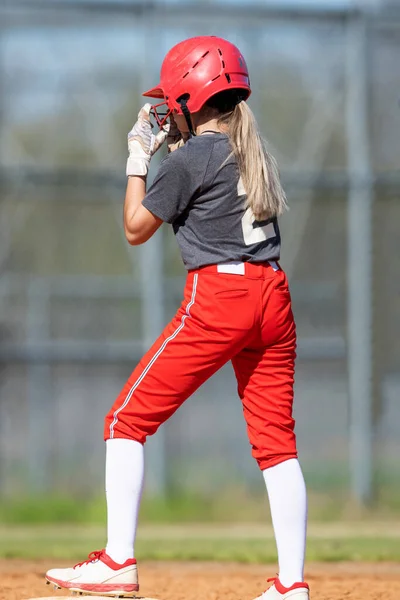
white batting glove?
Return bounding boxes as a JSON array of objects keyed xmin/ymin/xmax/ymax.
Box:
[{"xmin": 126, "ymin": 103, "xmax": 169, "ymax": 177}]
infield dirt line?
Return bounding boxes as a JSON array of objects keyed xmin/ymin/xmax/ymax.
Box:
[{"xmin": 3, "ymin": 560, "xmax": 400, "ymax": 600}]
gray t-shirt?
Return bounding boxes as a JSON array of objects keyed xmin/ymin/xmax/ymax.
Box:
[{"xmin": 142, "ymin": 133, "xmax": 281, "ymax": 271}]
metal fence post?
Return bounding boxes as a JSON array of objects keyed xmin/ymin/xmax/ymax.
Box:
[
  {"xmin": 27, "ymin": 279, "xmax": 52, "ymax": 492},
  {"xmin": 345, "ymin": 13, "xmax": 374, "ymax": 504}
]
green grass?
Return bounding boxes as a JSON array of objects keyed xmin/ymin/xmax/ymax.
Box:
[
  {"xmin": 0, "ymin": 493, "xmax": 236, "ymax": 525},
  {"xmin": 3, "ymin": 487, "xmax": 400, "ymax": 525},
  {"xmin": 1, "ymin": 524, "xmax": 400, "ymax": 562},
  {"xmin": 2, "ymin": 488, "xmax": 400, "ymax": 564}
]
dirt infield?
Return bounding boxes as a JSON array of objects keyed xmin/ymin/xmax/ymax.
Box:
[{"xmin": 2, "ymin": 560, "xmax": 400, "ymax": 600}]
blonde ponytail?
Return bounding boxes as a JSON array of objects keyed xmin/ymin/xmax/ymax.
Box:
[{"xmin": 218, "ymin": 102, "xmax": 288, "ymax": 221}]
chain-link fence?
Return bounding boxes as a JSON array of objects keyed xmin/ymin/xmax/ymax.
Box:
[{"xmin": 0, "ymin": 0, "xmax": 399, "ymax": 511}]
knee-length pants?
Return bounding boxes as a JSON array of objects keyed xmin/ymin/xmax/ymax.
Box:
[{"xmin": 104, "ymin": 261, "xmax": 297, "ymax": 470}]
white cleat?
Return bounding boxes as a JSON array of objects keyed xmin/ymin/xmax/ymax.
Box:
[
  {"xmin": 253, "ymin": 577, "xmax": 310, "ymax": 600},
  {"xmin": 45, "ymin": 549, "xmax": 139, "ymax": 597}
]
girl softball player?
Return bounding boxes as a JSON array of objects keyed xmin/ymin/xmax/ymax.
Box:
[{"xmin": 46, "ymin": 36, "xmax": 309, "ymax": 600}]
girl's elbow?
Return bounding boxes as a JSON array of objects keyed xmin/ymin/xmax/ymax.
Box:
[
  {"xmin": 125, "ymin": 232, "xmax": 142, "ymax": 246},
  {"xmin": 124, "ymin": 226, "xmax": 150, "ymax": 246},
  {"xmin": 124, "ymin": 225, "xmax": 141, "ymax": 245},
  {"xmin": 124, "ymin": 212, "xmax": 160, "ymax": 245}
]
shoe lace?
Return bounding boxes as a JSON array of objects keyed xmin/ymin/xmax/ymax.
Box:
[
  {"xmin": 74, "ymin": 549, "xmax": 105, "ymax": 569},
  {"xmin": 263, "ymin": 577, "xmax": 278, "ymax": 592}
]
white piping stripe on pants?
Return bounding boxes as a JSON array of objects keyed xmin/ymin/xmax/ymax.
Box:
[{"xmin": 109, "ymin": 273, "xmax": 199, "ymax": 439}]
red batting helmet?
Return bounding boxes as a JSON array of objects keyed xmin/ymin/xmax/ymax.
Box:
[{"xmin": 143, "ymin": 36, "xmax": 251, "ymax": 130}]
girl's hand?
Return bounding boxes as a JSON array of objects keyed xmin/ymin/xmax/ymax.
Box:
[
  {"xmin": 126, "ymin": 103, "xmax": 169, "ymax": 176},
  {"xmin": 167, "ymin": 114, "xmax": 190, "ymax": 153}
]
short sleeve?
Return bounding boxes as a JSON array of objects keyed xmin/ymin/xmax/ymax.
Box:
[{"xmin": 142, "ymin": 148, "xmax": 195, "ymax": 224}]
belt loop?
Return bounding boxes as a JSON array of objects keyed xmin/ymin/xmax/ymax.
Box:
[{"xmin": 268, "ymin": 261, "xmax": 279, "ymax": 272}]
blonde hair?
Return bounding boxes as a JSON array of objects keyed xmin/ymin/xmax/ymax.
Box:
[{"xmin": 217, "ymin": 101, "xmax": 288, "ymax": 221}]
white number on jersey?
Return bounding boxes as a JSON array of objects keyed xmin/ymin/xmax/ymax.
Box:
[{"xmin": 238, "ymin": 177, "xmax": 276, "ymax": 246}]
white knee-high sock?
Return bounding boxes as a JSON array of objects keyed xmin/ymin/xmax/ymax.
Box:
[
  {"xmin": 262, "ymin": 458, "xmax": 307, "ymax": 588},
  {"xmin": 105, "ymin": 438, "xmax": 144, "ymax": 564}
]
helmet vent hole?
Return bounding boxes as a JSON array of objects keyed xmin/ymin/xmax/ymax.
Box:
[
  {"xmin": 201, "ymin": 51, "xmax": 210, "ymax": 58},
  {"xmin": 225, "ymin": 73, "xmax": 231, "ymax": 83},
  {"xmin": 183, "ymin": 72, "xmax": 189, "ymax": 79},
  {"xmin": 192, "ymin": 61, "xmax": 199, "ymax": 68},
  {"xmin": 211, "ymin": 75, "xmax": 220, "ymax": 82},
  {"xmin": 221, "ymin": 60, "xmax": 225, "ymax": 68},
  {"xmin": 218, "ymin": 48, "xmax": 222, "ymax": 55}
]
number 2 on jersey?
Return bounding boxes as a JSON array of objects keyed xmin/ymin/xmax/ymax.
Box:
[{"xmin": 238, "ymin": 178, "xmax": 276, "ymax": 246}]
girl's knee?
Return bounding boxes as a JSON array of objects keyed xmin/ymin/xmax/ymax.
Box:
[{"xmin": 104, "ymin": 411, "xmax": 150, "ymax": 444}]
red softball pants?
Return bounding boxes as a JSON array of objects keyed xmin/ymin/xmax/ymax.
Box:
[{"xmin": 104, "ymin": 261, "xmax": 298, "ymax": 470}]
